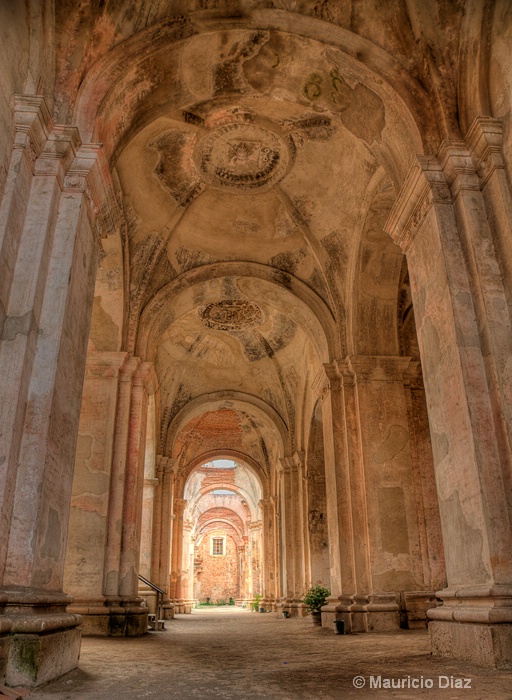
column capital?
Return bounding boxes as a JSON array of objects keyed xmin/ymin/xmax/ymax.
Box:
[
  {"xmin": 347, "ymin": 355, "xmax": 412, "ymax": 383},
  {"xmin": 13, "ymin": 94, "xmax": 52, "ymax": 165},
  {"xmin": 465, "ymin": 116, "xmax": 505, "ymax": 188},
  {"xmin": 156, "ymin": 455, "xmax": 174, "ymax": 475},
  {"xmin": 118, "ymin": 356, "xmax": 141, "ymax": 382},
  {"xmin": 312, "ymin": 360, "xmax": 347, "ymax": 402},
  {"xmin": 385, "ymin": 156, "xmax": 452, "ymax": 253},
  {"xmin": 132, "ymin": 361, "xmax": 158, "ymax": 395},
  {"xmin": 436, "ymin": 139, "xmax": 480, "ymax": 197},
  {"xmin": 173, "ymin": 498, "xmax": 187, "ymax": 516},
  {"xmin": 83, "ymin": 351, "xmax": 130, "ymax": 379}
]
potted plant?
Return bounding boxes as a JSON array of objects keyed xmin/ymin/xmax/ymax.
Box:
[
  {"xmin": 303, "ymin": 585, "xmax": 330, "ymax": 626},
  {"xmin": 251, "ymin": 593, "xmax": 263, "ymax": 612}
]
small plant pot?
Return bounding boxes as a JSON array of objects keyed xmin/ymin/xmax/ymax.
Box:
[
  {"xmin": 282, "ymin": 610, "xmax": 290, "ymax": 619},
  {"xmin": 311, "ymin": 611, "xmax": 322, "ymax": 626},
  {"xmin": 259, "ymin": 607, "xmax": 265, "ymax": 613},
  {"xmin": 334, "ymin": 620, "xmax": 345, "ymax": 635}
]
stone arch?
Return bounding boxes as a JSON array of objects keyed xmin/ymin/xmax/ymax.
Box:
[
  {"xmin": 346, "ymin": 167, "xmax": 405, "ymax": 356},
  {"xmin": 166, "ymin": 391, "xmax": 289, "ymax": 458},
  {"xmin": 136, "ymin": 262, "xmax": 338, "ymax": 362},
  {"xmin": 177, "ymin": 450, "xmax": 269, "ymax": 501}
]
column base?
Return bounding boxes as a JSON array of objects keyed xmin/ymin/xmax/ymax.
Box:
[
  {"xmin": 172, "ymin": 599, "xmax": 194, "ymax": 613},
  {"xmin": 430, "ymin": 621, "xmax": 512, "ymax": 669},
  {"xmin": 321, "ymin": 594, "xmax": 400, "ymax": 633},
  {"xmin": 282, "ymin": 599, "xmax": 307, "ymax": 617},
  {"xmin": 427, "ymin": 585, "xmax": 512, "ymax": 668},
  {"xmin": 401, "ymin": 591, "xmax": 438, "ymax": 629},
  {"xmin": 67, "ymin": 597, "xmax": 148, "ymax": 636},
  {"xmin": 1, "ymin": 588, "xmax": 81, "ymax": 687},
  {"xmin": 162, "ymin": 601, "xmax": 175, "ymax": 620},
  {"xmin": 321, "ymin": 595, "xmax": 353, "ymax": 631},
  {"xmin": 367, "ymin": 593, "xmax": 400, "ymax": 632}
]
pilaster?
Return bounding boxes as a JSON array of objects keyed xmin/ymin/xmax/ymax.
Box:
[
  {"xmin": 316, "ymin": 361, "xmax": 356, "ymax": 630},
  {"xmin": 0, "ymin": 95, "xmax": 116, "ymax": 685},
  {"xmin": 386, "ymin": 147, "xmax": 512, "ymax": 667}
]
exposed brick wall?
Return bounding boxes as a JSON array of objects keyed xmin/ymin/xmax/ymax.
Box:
[
  {"xmin": 196, "ymin": 529, "xmax": 239, "ymax": 603},
  {"xmin": 198, "ymin": 506, "xmax": 244, "ymax": 537}
]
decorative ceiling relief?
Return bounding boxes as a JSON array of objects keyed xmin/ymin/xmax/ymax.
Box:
[
  {"xmin": 195, "ymin": 122, "xmax": 293, "ymax": 192},
  {"xmin": 200, "ymin": 300, "xmax": 264, "ymax": 330}
]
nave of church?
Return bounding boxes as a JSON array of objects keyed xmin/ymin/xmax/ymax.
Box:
[{"xmin": 1, "ymin": 0, "xmax": 512, "ymax": 692}]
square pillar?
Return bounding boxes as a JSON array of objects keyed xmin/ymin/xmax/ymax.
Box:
[
  {"xmin": 387, "ymin": 145, "xmax": 512, "ymax": 668},
  {"xmin": 0, "ymin": 95, "xmax": 115, "ymax": 686}
]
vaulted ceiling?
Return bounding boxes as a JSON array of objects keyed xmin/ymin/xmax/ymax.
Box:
[{"xmin": 63, "ymin": 1, "xmax": 458, "ymax": 475}]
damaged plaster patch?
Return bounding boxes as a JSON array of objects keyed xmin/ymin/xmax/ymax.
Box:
[
  {"xmin": 373, "ymin": 425, "xmax": 409, "ymax": 463},
  {"xmin": 441, "ymin": 490, "xmax": 490, "ymax": 583},
  {"xmin": 1, "ymin": 308, "xmax": 40, "ymax": 340},
  {"xmin": 89, "ymin": 296, "xmax": 119, "ymax": 351},
  {"xmin": 41, "ymin": 507, "xmax": 61, "ymax": 560}
]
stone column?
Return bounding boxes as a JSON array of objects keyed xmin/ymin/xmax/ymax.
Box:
[
  {"xmin": 259, "ymin": 499, "xmax": 277, "ymax": 609},
  {"xmin": 403, "ymin": 361, "xmax": 446, "ymax": 627},
  {"xmin": 63, "ymin": 351, "xmax": 128, "ymax": 628},
  {"xmin": 67, "ymin": 359, "xmax": 157, "ymax": 636},
  {"xmin": 314, "ymin": 364, "xmax": 356, "ymax": 629},
  {"xmin": 150, "ymin": 456, "xmax": 174, "ymax": 619},
  {"xmin": 386, "ymin": 145, "xmax": 512, "ymax": 668},
  {"xmin": 169, "ymin": 498, "xmax": 187, "ymax": 611},
  {"xmin": 119, "ymin": 363, "xmax": 157, "ymax": 601},
  {"xmin": 248, "ymin": 521, "xmax": 262, "ymax": 602},
  {"xmin": 137, "ymin": 431, "xmax": 158, "ymax": 615},
  {"xmin": 180, "ymin": 519, "xmax": 194, "ymax": 613},
  {"xmin": 347, "ymin": 355, "xmax": 442, "ymax": 632},
  {"xmin": 278, "ymin": 455, "xmax": 307, "ymax": 616},
  {"xmin": 0, "ymin": 96, "xmax": 114, "ymax": 686}
]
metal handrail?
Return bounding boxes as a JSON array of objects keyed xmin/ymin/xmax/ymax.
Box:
[
  {"xmin": 138, "ymin": 573, "xmax": 166, "ymax": 595},
  {"xmin": 138, "ymin": 574, "xmax": 166, "ymax": 625}
]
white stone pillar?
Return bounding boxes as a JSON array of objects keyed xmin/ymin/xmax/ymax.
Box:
[
  {"xmin": 0, "ymin": 95, "xmax": 114, "ymax": 686},
  {"xmin": 387, "ymin": 146, "xmax": 512, "ymax": 668}
]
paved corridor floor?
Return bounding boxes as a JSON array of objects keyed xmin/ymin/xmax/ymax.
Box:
[{"xmin": 33, "ymin": 608, "xmax": 512, "ymax": 700}]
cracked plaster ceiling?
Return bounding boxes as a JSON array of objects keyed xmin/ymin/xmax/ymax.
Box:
[{"xmin": 80, "ymin": 17, "xmax": 426, "ymax": 471}]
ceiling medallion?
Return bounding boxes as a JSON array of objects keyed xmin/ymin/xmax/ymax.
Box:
[
  {"xmin": 195, "ymin": 123, "xmax": 291, "ymax": 192},
  {"xmin": 201, "ymin": 300, "xmax": 264, "ymax": 330}
]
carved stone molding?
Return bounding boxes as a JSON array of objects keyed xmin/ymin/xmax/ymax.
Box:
[
  {"xmin": 466, "ymin": 117, "xmax": 505, "ymax": 188},
  {"xmin": 386, "ymin": 156, "xmax": 452, "ymax": 253},
  {"xmin": 347, "ymin": 355, "xmax": 412, "ymax": 383},
  {"xmin": 13, "ymin": 95, "xmax": 53, "ymax": 169},
  {"xmin": 83, "ymin": 351, "xmax": 129, "ymax": 379},
  {"xmin": 437, "ymin": 140, "xmax": 480, "ymax": 197}
]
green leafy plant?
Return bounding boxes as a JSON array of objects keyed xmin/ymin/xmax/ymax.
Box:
[
  {"xmin": 303, "ymin": 585, "xmax": 330, "ymax": 613},
  {"xmin": 251, "ymin": 593, "xmax": 263, "ymax": 611}
]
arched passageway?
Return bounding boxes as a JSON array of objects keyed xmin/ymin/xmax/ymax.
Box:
[{"xmin": 2, "ymin": 1, "xmax": 512, "ymax": 688}]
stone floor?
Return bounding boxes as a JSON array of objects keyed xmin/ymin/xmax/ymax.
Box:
[{"xmin": 32, "ymin": 608, "xmax": 512, "ymax": 699}]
